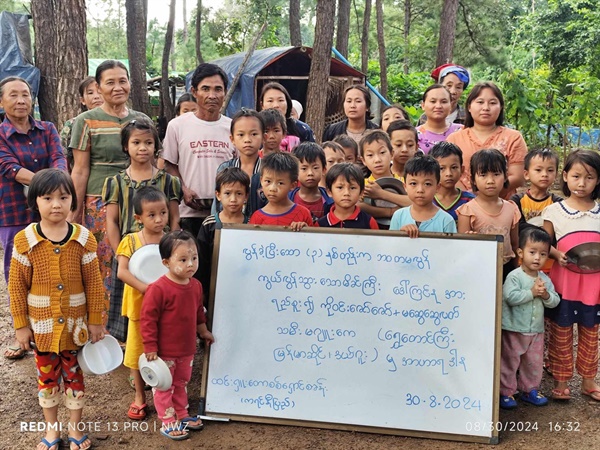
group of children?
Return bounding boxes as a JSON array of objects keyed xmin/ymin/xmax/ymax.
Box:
[{"xmin": 7, "ymin": 103, "xmax": 600, "ymax": 447}]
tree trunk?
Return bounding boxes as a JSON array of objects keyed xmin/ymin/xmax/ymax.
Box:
[
  {"xmin": 182, "ymin": 0, "xmax": 188, "ymax": 43},
  {"xmin": 30, "ymin": 0, "xmax": 87, "ymax": 129},
  {"xmin": 375, "ymin": 0, "xmax": 387, "ymax": 98},
  {"xmin": 126, "ymin": 0, "xmax": 150, "ymax": 115},
  {"xmin": 403, "ymin": 0, "xmax": 410, "ymax": 74},
  {"xmin": 435, "ymin": 0, "xmax": 459, "ymax": 66},
  {"xmin": 306, "ymin": 0, "xmax": 335, "ymax": 142},
  {"xmin": 361, "ymin": 0, "xmax": 372, "ymax": 74},
  {"xmin": 195, "ymin": 0, "xmax": 204, "ymax": 63},
  {"xmin": 289, "ymin": 0, "xmax": 302, "ymax": 46},
  {"xmin": 170, "ymin": 38, "xmax": 176, "ymax": 71},
  {"xmin": 336, "ymin": 0, "xmax": 350, "ymax": 58},
  {"xmin": 161, "ymin": 0, "xmax": 176, "ymax": 122}
]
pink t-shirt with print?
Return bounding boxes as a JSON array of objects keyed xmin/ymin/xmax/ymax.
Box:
[
  {"xmin": 162, "ymin": 113, "xmax": 234, "ymax": 218},
  {"xmin": 457, "ymin": 198, "xmax": 521, "ymax": 263}
]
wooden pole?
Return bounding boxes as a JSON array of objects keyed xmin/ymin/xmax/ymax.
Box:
[{"xmin": 221, "ymin": 22, "xmax": 267, "ymax": 114}]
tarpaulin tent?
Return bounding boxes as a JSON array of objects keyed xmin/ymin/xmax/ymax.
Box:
[
  {"xmin": 0, "ymin": 11, "xmax": 40, "ymax": 98},
  {"xmin": 187, "ymin": 46, "xmax": 364, "ymax": 122}
]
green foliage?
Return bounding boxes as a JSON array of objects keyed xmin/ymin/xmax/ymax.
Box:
[
  {"xmin": 498, "ymin": 68, "xmax": 559, "ymax": 148},
  {"xmin": 145, "ymin": 18, "xmax": 165, "ymax": 76},
  {"xmin": 385, "ymin": 68, "xmax": 430, "ymax": 108},
  {"xmin": 0, "ymin": 0, "xmax": 29, "ymax": 11},
  {"xmin": 169, "ymin": 8, "xmax": 220, "ymax": 75},
  {"xmin": 497, "ymin": 66, "xmax": 600, "ymax": 150},
  {"xmin": 87, "ymin": 0, "xmax": 127, "ymax": 59},
  {"xmin": 207, "ymin": 0, "xmax": 301, "ymax": 55},
  {"xmin": 74, "ymin": 0, "xmax": 600, "ymax": 147},
  {"xmin": 523, "ymin": 0, "xmax": 600, "ymax": 76},
  {"xmin": 364, "ymin": 59, "xmax": 430, "ymax": 121}
]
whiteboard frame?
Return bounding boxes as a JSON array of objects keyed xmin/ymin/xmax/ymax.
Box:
[{"xmin": 200, "ymin": 225, "xmax": 503, "ymax": 444}]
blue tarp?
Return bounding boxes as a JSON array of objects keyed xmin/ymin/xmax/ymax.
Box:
[
  {"xmin": 212, "ymin": 46, "xmax": 296, "ymax": 117},
  {"xmin": 566, "ymin": 126, "xmax": 600, "ymax": 148},
  {"xmin": 0, "ymin": 11, "xmax": 40, "ymax": 98},
  {"xmin": 187, "ymin": 47, "xmax": 295, "ymax": 117},
  {"xmin": 186, "ymin": 46, "xmax": 364, "ymax": 118}
]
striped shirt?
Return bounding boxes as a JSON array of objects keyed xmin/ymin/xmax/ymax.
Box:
[
  {"xmin": 433, "ymin": 188, "xmax": 475, "ymax": 221},
  {"xmin": 102, "ymin": 169, "xmax": 182, "ymax": 237},
  {"xmin": 69, "ymin": 107, "xmax": 151, "ymax": 195}
]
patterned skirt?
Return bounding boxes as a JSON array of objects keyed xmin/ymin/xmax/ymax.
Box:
[{"xmin": 84, "ymin": 196, "xmax": 113, "ymax": 325}]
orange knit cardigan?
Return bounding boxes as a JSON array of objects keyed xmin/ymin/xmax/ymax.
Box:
[{"xmin": 9, "ymin": 223, "xmax": 105, "ymax": 353}]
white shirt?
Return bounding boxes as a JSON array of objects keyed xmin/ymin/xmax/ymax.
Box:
[{"xmin": 162, "ymin": 113, "xmax": 234, "ymax": 218}]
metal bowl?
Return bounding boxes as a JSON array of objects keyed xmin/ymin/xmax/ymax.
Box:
[{"xmin": 565, "ymin": 242, "xmax": 600, "ymax": 274}]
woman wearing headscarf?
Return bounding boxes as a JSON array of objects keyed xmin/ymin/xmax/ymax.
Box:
[{"xmin": 418, "ymin": 63, "xmax": 470, "ymax": 126}]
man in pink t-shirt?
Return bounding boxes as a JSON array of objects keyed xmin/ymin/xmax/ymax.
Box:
[{"xmin": 163, "ymin": 63, "xmax": 235, "ymax": 236}]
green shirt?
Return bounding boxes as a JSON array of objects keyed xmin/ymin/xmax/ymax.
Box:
[
  {"xmin": 502, "ymin": 267, "xmax": 560, "ymax": 333},
  {"xmin": 69, "ymin": 107, "xmax": 150, "ymax": 196},
  {"xmin": 102, "ymin": 169, "xmax": 182, "ymax": 237}
]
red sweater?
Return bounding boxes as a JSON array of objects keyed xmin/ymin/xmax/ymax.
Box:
[{"xmin": 141, "ymin": 275, "xmax": 206, "ymax": 357}]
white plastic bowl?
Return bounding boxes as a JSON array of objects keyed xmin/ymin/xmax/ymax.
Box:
[
  {"xmin": 77, "ymin": 335, "xmax": 123, "ymax": 375},
  {"xmin": 129, "ymin": 244, "xmax": 168, "ymax": 284},
  {"xmin": 138, "ymin": 353, "xmax": 172, "ymax": 390}
]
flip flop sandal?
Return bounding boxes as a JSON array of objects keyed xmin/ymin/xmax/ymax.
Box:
[
  {"xmin": 67, "ymin": 434, "xmax": 92, "ymax": 449},
  {"xmin": 582, "ymin": 389, "xmax": 600, "ymax": 402},
  {"xmin": 180, "ymin": 415, "xmax": 204, "ymax": 431},
  {"xmin": 551, "ymin": 387, "xmax": 571, "ymax": 400},
  {"xmin": 127, "ymin": 403, "xmax": 147, "ymax": 420},
  {"xmin": 39, "ymin": 437, "xmax": 61, "ymax": 450},
  {"xmin": 4, "ymin": 345, "xmax": 26, "ymax": 360},
  {"xmin": 160, "ymin": 422, "xmax": 189, "ymax": 441}
]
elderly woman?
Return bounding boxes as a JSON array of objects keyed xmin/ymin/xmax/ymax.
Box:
[
  {"xmin": 322, "ymin": 84, "xmax": 379, "ymax": 144},
  {"xmin": 0, "ymin": 76, "xmax": 66, "ymax": 359},
  {"xmin": 69, "ymin": 60, "xmax": 151, "ymax": 339},
  {"xmin": 447, "ymin": 81, "xmax": 527, "ymax": 199}
]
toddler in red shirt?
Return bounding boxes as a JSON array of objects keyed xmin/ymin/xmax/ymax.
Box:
[{"xmin": 141, "ymin": 231, "xmax": 215, "ymax": 440}]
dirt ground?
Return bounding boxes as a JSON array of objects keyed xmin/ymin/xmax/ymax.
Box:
[{"xmin": 1, "ymin": 270, "xmax": 600, "ymax": 449}]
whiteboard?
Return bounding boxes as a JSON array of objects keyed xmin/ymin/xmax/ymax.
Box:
[{"xmin": 202, "ymin": 226, "xmax": 502, "ymax": 443}]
